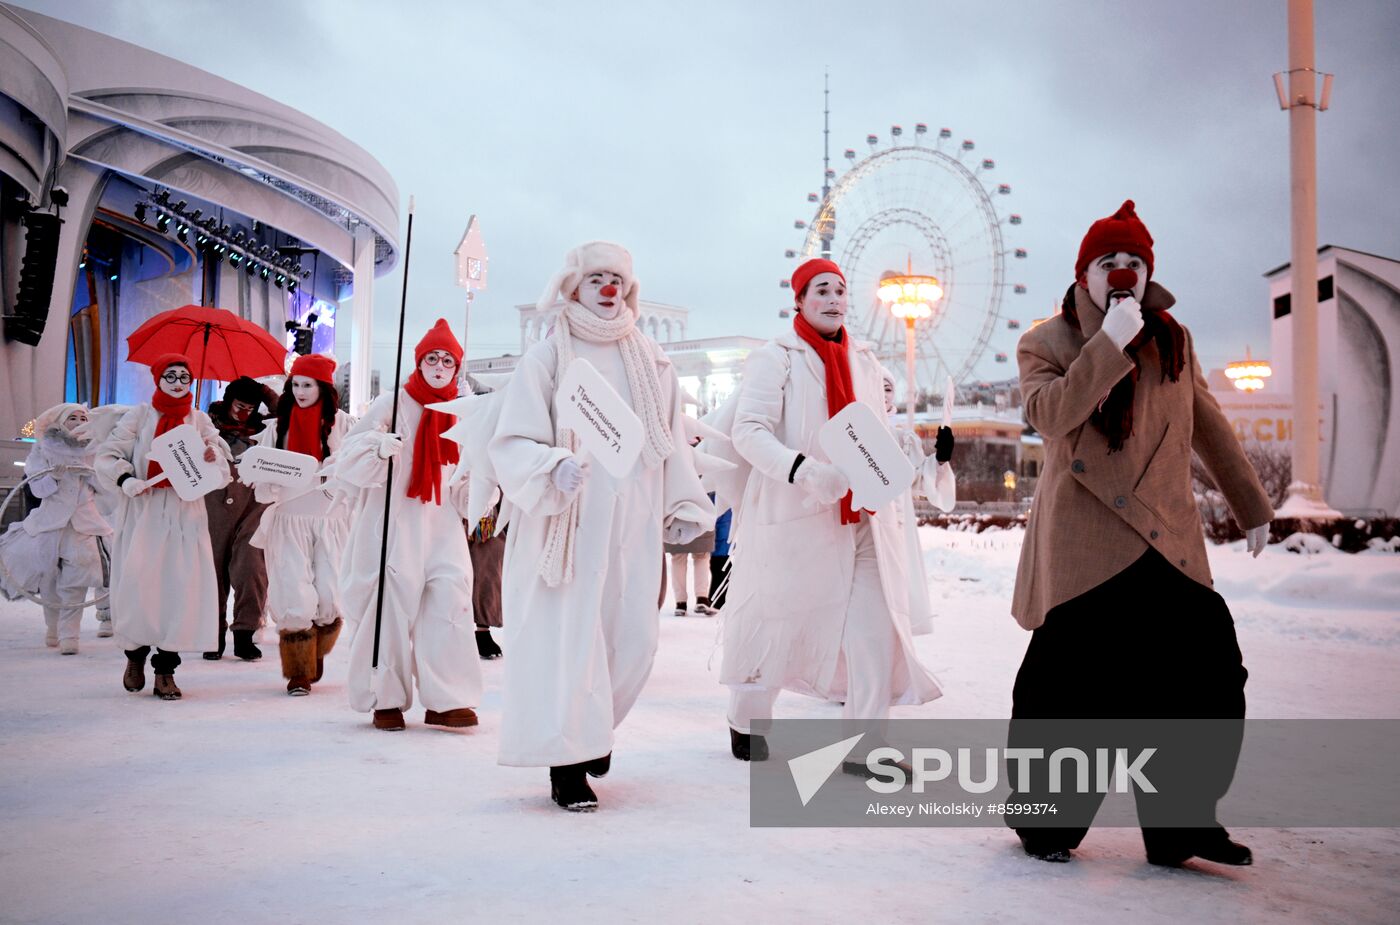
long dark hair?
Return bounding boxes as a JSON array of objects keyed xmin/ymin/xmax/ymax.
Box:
[{"xmin": 275, "ymin": 378, "xmax": 339, "ymax": 458}]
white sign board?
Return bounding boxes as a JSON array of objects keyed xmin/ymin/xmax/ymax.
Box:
[
  {"xmin": 818, "ymin": 402, "xmax": 915, "ymax": 513},
  {"xmin": 238, "ymin": 445, "xmax": 320, "ymax": 492},
  {"xmin": 555, "ymin": 358, "xmax": 644, "ymax": 479},
  {"xmin": 146, "ymin": 424, "xmax": 225, "ymax": 501}
]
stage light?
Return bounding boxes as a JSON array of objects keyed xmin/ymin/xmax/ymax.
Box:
[
  {"xmin": 174, "ymin": 200, "xmax": 187, "ymax": 212},
  {"xmin": 246, "ymin": 261, "xmax": 257, "ymax": 277},
  {"xmin": 156, "ymin": 213, "xmax": 170, "ymax": 232},
  {"xmin": 189, "ymin": 209, "xmax": 202, "ymax": 221},
  {"xmin": 134, "ymin": 202, "xmax": 147, "ymax": 224},
  {"xmin": 287, "ymin": 280, "xmax": 297, "ymax": 293}
]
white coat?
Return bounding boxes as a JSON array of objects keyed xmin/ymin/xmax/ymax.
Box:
[
  {"xmin": 95, "ymin": 405, "xmax": 230, "ymax": 652},
  {"xmin": 336, "ymin": 389, "xmax": 481, "ymax": 714},
  {"xmin": 249, "ymin": 410, "xmax": 353, "ymax": 632},
  {"xmin": 489, "ymin": 334, "xmax": 714, "ymax": 767},
  {"xmin": 0, "ymin": 430, "xmax": 110, "ymax": 596},
  {"xmin": 719, "ymin": 330, "xmax": 943, "ymax": 705}
]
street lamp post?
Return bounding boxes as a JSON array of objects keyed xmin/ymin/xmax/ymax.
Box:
[
  {"xmin": 877, "ymin": 260, "xmax": 943, "ymax": 431},
  {"xmin": 453, "ymin": 215, "xmax": 488, "ymax": 359}
]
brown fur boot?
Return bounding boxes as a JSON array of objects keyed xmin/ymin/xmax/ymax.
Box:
[
  {"xmin": 279, "ymin": 629, "xmax": 318, "ymax": 696},
  {"xmin": 313, "ymin": 617, "xmax": 343, "ymax": 683}
]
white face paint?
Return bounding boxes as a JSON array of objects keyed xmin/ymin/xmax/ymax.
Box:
[
  {"xmin": 882, "ymin": 377, "xmax": 896, "ymax": 414},
  {"xmin": 574, "ymin": 271, "xmax": 625, "ymax": 319},
  {"xmin": 418, "ymin": 350, "xmax": 457, "ymax": 389},
  {"xmin": 157, "ymin": 365, "xmax": 192, "ymax": 398},
  {"xmin": 291, "ymin": 375, "xmax": 321, "ymax": 409},
  {"xmin": 62, "ymin": 409, "xmax": 88, "ymax": 432},
  {"xmin": 1084, "ymin": 251, "xmax": 1148, "ymax": 312},
  {"xmin": 798, "ymin": 272, "xmax": 848, "ymax": 336}
]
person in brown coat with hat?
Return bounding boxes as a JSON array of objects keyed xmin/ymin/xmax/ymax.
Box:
[
  {"xmin": 203, "ymin": 375, "xmax": 277, "ymax": 661},
  {"xmin": 1007, "ymin": 200, "xmax": 1273, "ymax": 868}
]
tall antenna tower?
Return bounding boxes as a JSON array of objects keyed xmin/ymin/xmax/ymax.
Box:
[{"xmin": 817, "ymin": 69, "xmax": 835, "ymax": 259}]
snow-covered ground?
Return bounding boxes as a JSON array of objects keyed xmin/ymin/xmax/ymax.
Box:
[{"xmin": 2, "ymin": 529, "xmax": 1397, "ymax": 924}]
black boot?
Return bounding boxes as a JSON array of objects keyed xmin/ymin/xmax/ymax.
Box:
[
  {"xmin": 475, "ymin": 628, "xmax": 502, "ymax": 660},
  {"xmin": 232, "ymin": 630, "xmax": 262, "ymax": 661},
  {"xmin": 584, "ymin": 752, "xmax": 611, "ymax": 778},
  {"xmin": 1146, "ymin": 828, "xmax": 1253, "ymax": 868},
  {"xmin": 550, "ymin": 764, "xmax": 598, "ymax": 812},
  {"xmin": 204, "ymin": 618, "xmax": 227, "ymax": 660},
  {"xmin": 1018, "ymin": 832, "xmax": 1073, "ymax": 863},
  {"xmin": 730, "ymin": 726, "xmax": 768, "ymax": 762}
]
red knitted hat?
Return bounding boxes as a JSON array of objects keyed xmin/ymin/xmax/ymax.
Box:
[
  {"xmin": 791, "ymin": 258, "xmax": 846, "ymax": 298},
  {"xmin": 290, "ymin": 353, "xmax": 337, "ymax": 384},
  {"xmin": 1075, "ymin": 200, "xmax": 1154, "ymax": 281},
  {"xmin": 414, "ymin": 318, "xmax": 463, "ymax": 365},
  {"xmin": 150, "ymin": 352, "xmax": 192, "ymax": 384}
]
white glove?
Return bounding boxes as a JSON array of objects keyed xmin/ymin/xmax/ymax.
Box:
[
  {"xmin": 1246, "ymin": 524, "xmax": 1269, "ymax": 558},
  {"xmin": 896, "ymin": 428, "xmax": 925, "ymax": 470},
  {"xmin": 663, "ymin": 519, "xmax": 706, "ymax": 546},
  {"xmin": 376, "ymin": 433, "xmax": 404, "ymax": 460},
  {"xmin": 1101, "ymin": 295, "xmax": 1145, "ymax": 350},
  {"xmin": 120, "ymin": 476, "xmax": 149, "ymax": 498},
  {"xmin": 793, "ymin": 459, "xmax": 850, "ymax": 505},
  {"xmin": 550, "ymin": 457, "xmax": 588, "ymax": 496}
]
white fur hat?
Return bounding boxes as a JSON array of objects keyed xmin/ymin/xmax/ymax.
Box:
[
  {"xmin": 536, "ymin": 241, "xmax": 640, "ymax": 315},
  {"xmin": 34, "ymin": 402, "xmax": 86, "ymax": 434}
]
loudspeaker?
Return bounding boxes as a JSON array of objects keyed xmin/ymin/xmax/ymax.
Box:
[{"xmin": 6, "ymin": 211, "xmax": 64, "ymax": 346}]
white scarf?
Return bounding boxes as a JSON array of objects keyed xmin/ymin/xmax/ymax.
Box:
[{"xmin": 539, "ymin": 301, "xmax": 674, "ymax": 587}]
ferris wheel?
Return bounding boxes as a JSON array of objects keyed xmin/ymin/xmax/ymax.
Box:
[{"xmin": 784, "ymin": 124, "xmax": 1026, "ymax": 393}]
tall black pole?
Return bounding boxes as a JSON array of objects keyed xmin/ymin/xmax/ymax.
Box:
[{"xmin": 371, "ymin": 197, "xmax": 415, "ymax": 669}]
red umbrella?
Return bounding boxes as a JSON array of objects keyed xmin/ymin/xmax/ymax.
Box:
[{"xmin": 126, "ymin": 305, "xmax": 289, "ymax": 397}]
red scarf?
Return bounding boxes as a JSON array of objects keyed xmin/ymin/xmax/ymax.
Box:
[
  {"xmin": 793, "ymin": 314, "xmax": 862, "ymax": 525},
  {"xmin": 285, "ymin": 402, "xmax": 325, "ymax": 461},
  {"xmin": 145, "ymin": 389, "xmax": 193, "ymax": 486},
  {"xmin": 403, "ymin": 371, "xmax": 460, "ymax": 505}
]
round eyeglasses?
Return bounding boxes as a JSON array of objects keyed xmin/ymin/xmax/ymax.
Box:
[
  {"xmin": 161, "ymin": 372, "xmax": 193, "ymax": 385},
  {"xmin": 422, "ymin": 353, "xmax": 457, "ymax": 368}
]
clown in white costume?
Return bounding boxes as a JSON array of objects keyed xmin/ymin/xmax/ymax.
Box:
[
  {"xmin": 488, "ymin": 241, "xmax": 714, "ymax": 811},
  {"xmin": 248, "ymin": 353, "xmax": 354, "ymax": 696},
  {"xmin": 336, "ymin": 320, "xmax": 482, "ymax": 732},
  {"xmin": 0, "ymin": 404, "xmax": 111, "ymax": 654},
  {"xmin": 95, "ymin": 354, "xmax": 231, "ymax": 700},
  {"xmin": 717, "ymin": 259, "xmax": 948, "ymax": 764}
]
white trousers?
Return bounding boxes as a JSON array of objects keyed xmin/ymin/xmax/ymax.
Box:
[
  {"xmin": 259, "ymin": 505, "xmax": 348, "ymax": 633},
  {"xmin": 42, "ymin": 568, "xmax": 88, "ymax": 642},
  {"xmin": 344, "ymin": 497, "xmax": 482, "ymax": 714},
  {"xmin": 727, "ymin": 520, "xmax": 896, "ymax": 733},
  {"xmin": 669, "ymin": 552, "xmax": 710, "ymax": 603}
]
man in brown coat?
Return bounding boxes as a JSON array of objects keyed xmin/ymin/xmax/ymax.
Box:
[
  {"xmin": 203, "ymin": 377, "xmax": 276, "ymax": 661},
  {"xmin": 1007, "ymin": 201, "xmax": 1272, "ymax": 868}
]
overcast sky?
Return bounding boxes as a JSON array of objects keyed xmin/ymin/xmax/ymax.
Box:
[{"xmin": 18, "ymin": 0, "xmax": 1400, "ymax": 378}]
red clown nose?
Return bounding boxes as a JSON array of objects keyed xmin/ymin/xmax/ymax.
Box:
[
  {"xmin": 1106, "ymin": 268, "xmax": 1138, "ymax": 291},
  {"xmin": 600, "ymin": 284, "xmax": 618, "ymax": 297}
]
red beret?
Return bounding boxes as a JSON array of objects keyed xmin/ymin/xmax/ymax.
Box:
[
  {"xmin": 414, "ymin": 318, "xmax": 464, "ymax": 365},
  {"xmin": 290, "ymin": 353, "xmax": 337, "ymax": 384},
  {"xmin": 791, "ymin": 258, "xmax": 846, "ymax": 298},
  {"xmin": 1075, "ymin": 200, "xmax": 1154, "ymax": 281},
  {"xmin": 150, "ymin": 352, "xmax": 192, "ymax": 384}
]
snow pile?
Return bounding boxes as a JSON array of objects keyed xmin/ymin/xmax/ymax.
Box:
[{"xmin": 0, "ymin": 527, "xmax": 1396, "ymax": 923}]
